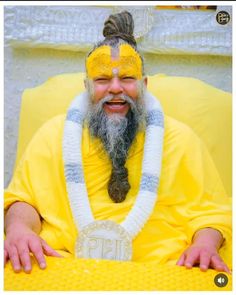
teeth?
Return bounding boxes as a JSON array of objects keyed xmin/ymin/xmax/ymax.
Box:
[{"xmin": 107, "ymin": 100, "xmax": 126, "ymax": 104}]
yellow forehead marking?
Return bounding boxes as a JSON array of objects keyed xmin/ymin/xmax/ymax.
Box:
[{"xmin": 86, "ymin": 44, "xmax": 142, "ymax": 80}]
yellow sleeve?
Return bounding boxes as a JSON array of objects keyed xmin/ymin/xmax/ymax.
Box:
[
  {"xmin": 4, "ymin": 115, "xmax": 66, "ymax": 212},
  {"xmin": 4, "ymin": 114, "xmax": 78, "ymax": 252},
  {"xmin": 178, "ymin": 128, "xmax": 232, "ymax": 245}
]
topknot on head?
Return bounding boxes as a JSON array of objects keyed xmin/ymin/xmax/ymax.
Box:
[{"xmin": 103, "ymin": 11, "xmax": 136, "ymax": 47}]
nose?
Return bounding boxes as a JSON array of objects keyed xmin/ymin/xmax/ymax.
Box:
[{"xmin": 108, "ymin": 77, "xmax": 123, "ymax": 95}]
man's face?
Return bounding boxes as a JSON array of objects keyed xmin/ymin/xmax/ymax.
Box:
[
  {"xmin": 92, "ymin": 71, "xmax": 140, "ymax": 116},
  {"xmin": 86, "ymin": 44, "xmax": 146, "ymax": 116}
]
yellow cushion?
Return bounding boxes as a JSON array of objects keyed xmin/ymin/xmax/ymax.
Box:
[
  {"xmin": 16, "ymin": 73, "xmax": 86, "ymax": 163},
  {"xmin": 16, "ymin": 73, "xmax": 232, "ymax": 196},
  {"xmin": 4, "ymin": 257, "xmax": 232, "ymax": 291},
  {"xmin": 148, "ymin": 74, "xmax": 232, "ymax": 197}
]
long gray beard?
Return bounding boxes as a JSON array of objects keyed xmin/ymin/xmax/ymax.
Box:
[{"xmin": 87, "ymin": 94, "xmax": 146, "ymax": 203}]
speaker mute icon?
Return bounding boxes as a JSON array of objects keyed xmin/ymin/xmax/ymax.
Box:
[{"xmin": 214, "ymin": 273, "xmax": 228, "ymax": 287}]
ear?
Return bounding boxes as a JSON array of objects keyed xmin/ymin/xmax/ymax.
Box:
[
  {"xmin": 143, "ymin": 76, "xmax": 148, "ymax": 88},
  {"xmin": 84, "ymin": 78, "xmax": 87, "ymax": 90}
]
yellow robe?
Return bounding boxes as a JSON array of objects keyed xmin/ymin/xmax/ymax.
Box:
[{"xmin": 4, "ymin": 115, "xmax": 232, "ymax": 266}]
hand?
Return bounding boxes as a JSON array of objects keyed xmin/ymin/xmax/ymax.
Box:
[
  {"xmin": 176, "ymin": 243, "xmax": 231, "ymax": 273},
  {"xmin": 4, "ymin": 224, "xmax": 62, "ymax": 273}
]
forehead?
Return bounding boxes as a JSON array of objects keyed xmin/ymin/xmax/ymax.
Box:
[{"xmin": 86, "ymin": 44, "xmax": 142, "ymax": 79}]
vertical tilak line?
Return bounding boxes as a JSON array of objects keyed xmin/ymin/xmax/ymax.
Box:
[
  {"xmin": 111, "ymin": 46, "xmax": 119, "ymax": 60},
  {"xmin": 111, "ymin": 46, "xmax": 120, "ymax": 76}
]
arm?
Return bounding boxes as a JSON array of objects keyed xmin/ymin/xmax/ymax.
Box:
[
  {"xmin": 4, "ymin": 201, "xmax": 61, "ymax": 273},
  {"xmin": 176, "ymin": 227, "xmax": 231, "ymax": 273}
]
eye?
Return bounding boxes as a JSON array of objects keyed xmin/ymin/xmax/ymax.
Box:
[
  {"xmin": 121, "ymin": 76, "xmax": 135, "ymax": 81},
  {"xmin": 94, "ymin": 77, "xmax": 110, "ymax": 83},
  {"xmin": 95, "ymin": 78, "xmax": 107, "ymax": 81}
]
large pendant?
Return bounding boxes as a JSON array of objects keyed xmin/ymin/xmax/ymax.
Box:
[{"xmin": 75, "ymin": 220, "xmax": 132, "ymax": 261}]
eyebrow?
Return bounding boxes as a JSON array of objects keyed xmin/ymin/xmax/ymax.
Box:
[{"xmin": 94, "ymin": 75, "xmax": 112, "ymax": 79}]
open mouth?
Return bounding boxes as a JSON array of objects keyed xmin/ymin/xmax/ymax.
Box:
[
  {"xmin": 105, "ymin": 100, "xmax": 127, "ymax": 106},
  {"xmin": 104, "ymin": 99, "xmax": 129, "ymax": 114}
]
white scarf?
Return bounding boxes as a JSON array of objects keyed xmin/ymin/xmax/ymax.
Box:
[{"xmin": 63, "ymin": 91, "xmax": 164, "ymax": 240}]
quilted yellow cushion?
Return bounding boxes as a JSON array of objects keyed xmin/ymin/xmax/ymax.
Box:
[
  {"xmin": 15, "ymin": 73, "xmax": 231, "ymax": 196},
  {"xmin": 4, "ymin": 257, "xmax": 232, "ymax": 291}
]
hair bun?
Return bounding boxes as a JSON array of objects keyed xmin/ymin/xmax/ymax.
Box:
[{"xmin": 103, "ymin": 11, "xmax": 136, "ymax": 46}]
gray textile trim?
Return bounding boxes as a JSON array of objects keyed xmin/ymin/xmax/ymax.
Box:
[
  {"xmin": 146, "ymin": 110, "xmax": 164, "ymax": 127},
  {"xmin": 66, "ymin": 109, "xmax": 84, "ymax": 125},
  {"xmin": 140, "ymin": 173, "xmax": 159, "ymax": 193},
  {"xmin": 65, "ymin": 163, "xmax": 84, "ymax": 183}
]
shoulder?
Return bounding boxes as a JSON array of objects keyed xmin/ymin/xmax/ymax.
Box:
[
  {"xmin": 37, "ymin": 114, "xmax": 66, "ymax": 134},
  {"xmin": 164, "ymin": 115, "xmax": 199, "ymax": 144},
  {"xmin": 31, "ymin": 114, "xmax": 66, "ymax": 142},
  {"xmin": 22, "ymin": 114, "xmax": 66, "ymax": 159},
  {"xmin": 162, "ymin": 115, "xmax": 203, "ymax": 158}
]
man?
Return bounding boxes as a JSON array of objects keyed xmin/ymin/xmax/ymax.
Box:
[{"xmin": 4, "ymin": 11, "xmax": 231, "ymax": 274}]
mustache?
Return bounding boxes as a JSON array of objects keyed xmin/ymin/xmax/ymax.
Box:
[{"xmin": 95, "ymin": 94, "xmax": 137, "ymax": 109}]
